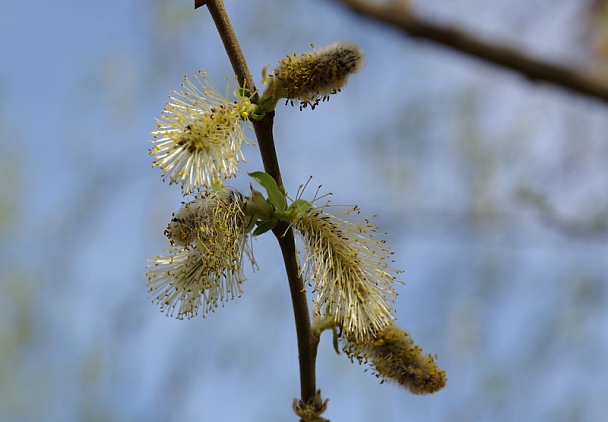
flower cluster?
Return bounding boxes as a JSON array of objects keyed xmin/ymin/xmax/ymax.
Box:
[
  {"xmin": 145, "ymin": 190, "xmax": 254, "ymax": 319},
  {"xmin": 287, "ymin": 198, "xmax": 445, "ymax": 393},
  {"xmin": 291, "ymin": 203, "xmax": 401, "ymax": 342},
  {"xmin": 149, "ymin": 71, "xmax": 254, "ymax": 195},
  {"xmin": 146, "ymin": 41, "xmax": 445, "ymax": 396}
]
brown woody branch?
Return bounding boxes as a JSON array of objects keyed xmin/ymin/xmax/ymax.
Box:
[{"xmin": 338, "ymin": 0, "xmax": 608, "ymax": 104}]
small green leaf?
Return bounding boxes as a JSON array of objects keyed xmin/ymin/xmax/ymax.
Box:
[
  {"xmin": 258, "ymin": 95, "xmax": 275, "ymax": 110},
  {"xmin": 252, "ymin": 219, "xmax": 277, "ymax": 236},
  {"xmin": 248, "ymin": 171, "xmax": 287, "ymax": 211},
  {"xmin": 234, "ymin": 87, "xmax": 252, "ymax": 100},
  {"xmin": 248, "ymin": 105, "xmax": 266, "ymax": 121},
  {"xmin": 289, "ymin": 199, "xmax": 313, "ymax": 214}
]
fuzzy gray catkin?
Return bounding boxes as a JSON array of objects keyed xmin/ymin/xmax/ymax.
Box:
[{"xmin": 265, "ymin": 41, "xmax": 365, "ymax": 109}]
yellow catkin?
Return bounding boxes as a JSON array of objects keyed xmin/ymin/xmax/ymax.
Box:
[
  {"xmin": 266, "ymin": 41, "xmax": 365, "ymax": 110},
  {"xmin": 293, "ymin": 205, "xmax": 400, "ymax": 341},
  {"xmin": 145, "ymin": 190, "xmax": 252, "ymax": 319},
  {"xmin": 344, "ymin": 324, "xmax": 447, "ymax": 394},
  {"xmin": 150, "ymin": 71, "xmax": 251, "ymax": 194}
]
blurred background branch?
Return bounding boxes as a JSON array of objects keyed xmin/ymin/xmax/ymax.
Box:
[{"xmin": 338, "ymin": 0, "xmax": 608, "ymax": 104}]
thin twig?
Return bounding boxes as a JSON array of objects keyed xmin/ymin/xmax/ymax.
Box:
[
  {"xmin": 202, "ymin": 0, "xmax": 318, "ymax": 407},
  {"xmin": 274, "ymin": 220, "xmax": 319, "ymax": 403},
  {"xmin": 253, "ymin": 110, "xmax": 318, "ymax": 403},
  {"xmin": 338, "ymin": 0, "xmax": 608, "ymax": 104},
  {"xmin": 204, "ymin": 0, "xmax": 257, "ymax": 99}
]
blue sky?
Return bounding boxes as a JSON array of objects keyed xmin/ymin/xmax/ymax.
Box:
[{"xmin": 1, "ymin": 1, "xmax": 608, "ymax": 421}]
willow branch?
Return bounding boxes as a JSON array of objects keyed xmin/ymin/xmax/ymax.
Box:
[
  {"xmin": 203, "ymin": 0, "xmax": 317, "ymax": 405},
  {"xmin": 274, "ymin": 221, "xmax": 319, "ymax": 402},
  {"xmin": 338, "ymin": 0, "xmax": 608, "ymax": 104}
]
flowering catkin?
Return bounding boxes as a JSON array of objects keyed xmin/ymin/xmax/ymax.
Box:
[
  {"xmin": 264, "ymin": 41, "xmax": 364, "ymax": 109},
  {"xmin": 292, "ymin": 204, "xmax": 400, "ymax": 341},
  {"xmin": 146, "ymin": 190, "xmax": 253, "ymax": 319},
  {"xmin": 343, "ymin": 324, "xmax": 447, "ymax": 394},
  {"xmin": 149, "ymin": 71, "xmax": 252, "ymax": 194}
]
